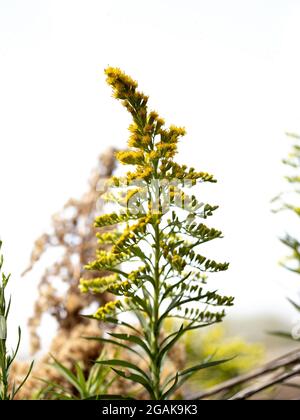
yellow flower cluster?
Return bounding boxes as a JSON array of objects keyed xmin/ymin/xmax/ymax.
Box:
[
  {"xmin": 148, "ymin": 111, "xmax": 165, "ymax": 135},
  {"xmin": 105, "ymin": 68, "xmax": 187, "ymax": 172},
  {"xmin": 156, "ymin": 142, "xmax": 177, "ymax": 159},
  {"xmin": 108, "ymin": 278, "xmax": 144, "ymax": 296},
  {"xmin": 128, "ymin": 266, "xmax": 146, "ymax": 281},
  {"xmin": 126, "ymin": 166, "xmax": 153, "ymax": 182},
  {"xmin": 116, "ymin": 150, "xmax": 145, "ymax": 166},
  {"xmin": 159, "ymin": 125, "xmax": 185, "ymax": 148},
  {"xmin": 108, "ymin": 279, "xmax": 131, "ymax": 293},
  {"xmin": 124, "ymin": 187, "xmax": 140, "ymax": 202},
  {"xmin": 111, "ymin": 216, "xmax": 149, "ymax": 254},
  {"xmin": 128, "ymin": 123, "xmax": 152, "ymax": 149},
  {"xmin": 170, "ymin": 254, "xmax": 187, "ymax": 273},
  {"xmin": 93, "ymin": 300, "xmax": 123, "ymax": 320},
  {"xmin": 94, "ymin": 211, "xmax": 142, "ymax": 228},
  {"xmin": 80, "ymin": 273, "xmax": 143, "ymax": 297},
  {"xmin": 79, "ymin": 274, "xmax": 119, "ymax": 294},
  {"xmin": 105, "ymin": 67, "xmax": 138, "ymax": 96},
  {"xmin": 159, "ymin": 161, "xmax": 216, "ymax": 183},
  {"xmin": 96, "ymin": 231, "xmax": 120, "ymax": 245},
  {"xmin": 86, "ymin": 250, "xmax": 127, "ymax": 271},
  {"xmin": 169, "ymin": 125, "xmax": 186, "ymax": 138},
  {"xmin": 104, "ymin": 67, "xmax": 148, "ymax": 111}
]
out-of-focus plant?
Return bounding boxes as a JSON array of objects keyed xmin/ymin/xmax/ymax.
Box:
[
  {"xmin": 11, "ymin": 150, "xmax": 118, "ymax": 399},
  {"xmin": 37, "ymin": 351, "xmax": 115, "ymax": 400},
  {"xmin": 11, "ymin": 321, "xmax": 109, "ymax": 399},
  {"xmin": 80, "ymin": 67, "xmax": 234, "ymax": 400},
  {"xmin": 207, "ymin": 132, "xmax": 300, "ymax": 401},
  {"xmin": 0, "ymin": 240, "xmax": 33, "ymax": 400},
  {"xmin": 273, "ymin": 133, "xmax": 300, "ymax": 276},
  {"xmin": 22, "ymin": 149, "xmax": 117, "ymax": 354},
  {"xmin": 185, "ymin": 325, "xmax": 264, "ymax": 391},
  {"xmin": 272, "ymin": 132, "xmax": 300, "ymax": 340}
]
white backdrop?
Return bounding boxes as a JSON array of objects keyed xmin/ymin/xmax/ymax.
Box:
[{"xmin": 0, "ymin": 0, "xmax": 300, "ymax": 353}]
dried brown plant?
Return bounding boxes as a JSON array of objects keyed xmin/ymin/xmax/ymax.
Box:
[{"xmin": 22, "ymin": 148, "xmax": 117, "ymax": 354}]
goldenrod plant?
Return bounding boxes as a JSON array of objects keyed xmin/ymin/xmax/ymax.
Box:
[
  {"xmin": 80, "ymin": 68, "xmax": 234, "ymax": 399},
  {"xmin": 0, "ymin": 241, "xmax": 33, "ymax": 400}
]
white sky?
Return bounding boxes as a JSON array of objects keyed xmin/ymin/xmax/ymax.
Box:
[{"xmin": 1, "ymin": 0, "xmax": 300, "ymax": 350}]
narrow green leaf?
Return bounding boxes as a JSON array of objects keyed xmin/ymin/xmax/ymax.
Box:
[
  {"xmin": 288, "ymin": 298, "xmax": 300, "ymax": 312},
  {"xmin": 7, "ymin": 326, "xmax": 21, "ymax": 368},
  {"xmin": 105, "ymin": 317, "xmax": 141, "ymax": 334},
  {"xmin": 162, "ymin": 372, "xmax": 178, "ymax": 400},
  {"xmin": 95, "ymin": 359, "xmax": 150, "ymax": 380},
  {"xmin": 179, "ymin": 358, "xmax": 231, "ymax": 377},
  {"xmin": 157, "ymin": 324, "xmax": 184, "ymax": 364},
  {"xmin": 12, "ymin": 361, "xmax": 34, "ymax": 399},
  {"xmin": 112, "ymin": 368, "xmax": 155, "ymax": 399},
  {"xmin": 50, "ymin": 356, "xmax": 81, "ymax": 392},
  {"xmin": 108, "ymin": 332, "xmax": 152, "ymax": 356},
  {"xmin": 84, "ymin": 336, "xmax": 144, "ymax": 359},
  {"xmin": 75, "ymin": 363, "xmax": 87, "ymax": 397}
]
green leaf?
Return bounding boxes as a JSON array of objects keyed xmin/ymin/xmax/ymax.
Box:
[
  {"xmin": 12, "ymin": 361, "xmax": 34, "ymax": 399},
  {"xmin": 132, "ymin": 246, "xmax": 148, "ymax": 261},
  {"xmin": 95, "ymin": 359, "xmax": 150, "ymax": 380},
  {"xmin": 50, "ymin": 356, "xmax": 82, "ymax": 392},
  {"xmin": 161, "ymin": 321, "xmax": 214, "ymax": 346},
  {"xmin": 7, "ymin": 326, "xmax": 21, "ymax": 368},
  {"xmin": 108, "ymin": 332, "xmax": 152, "ymax": 357},
  {"xmin": 180, "ymin": 358, "xmax": 230, "ymax": 377},
  {"xmin": 105, "ymin": 317, "xmax": 141, "ymax": 334},
  {"xmin": 84, "ymin": 336, "xmax": 144, "ymax": 359},
  {"xmin": 75, "ymin": 363, "xmax": 87, "ymax": 397},
  {"xmin": 164, "ymin": 358, "xmax": 231, "ymax": 392},
  {"xmin": 37, "ymin": 378, "xmax": 74, "ymax": 400},
  {"xmin": 157, "ymin": 324, "xmax": 184, "ymax": 364},
  {"xmin": 288, "ymin": 298, "xmax": 300, "ymax": 312},
  {"xmin": 131, "ymin": 295, "xmax": 151, "ymax": 316},
  {"xmin": 112, "ymin": 368, "xmax": 155, "ymax": 399},
  {"xmin": 4, "ymin": 296, "xmax": 11, "ymax": 319},
  {"xmin": 162, "ymin": 372, "xmax": 178, "ymax": 400}
]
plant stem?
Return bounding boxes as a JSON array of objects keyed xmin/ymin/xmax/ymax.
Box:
[
  {"xmin": 0, "ymin": 339, "xmax": 8, "ymax": 400},
  {"xmin": 0, "ymin": 284, "xmax": 9, "ymax": 400},
  {"xmin": 151, "ymin": 222, "xmax": 161, "ymax": 399}
]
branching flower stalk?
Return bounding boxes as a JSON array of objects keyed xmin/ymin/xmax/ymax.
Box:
[
  {"xmin": 0, "ymin": 241, "xmax": 33, "ymax": 400},
  {"xmin": 80, "ymin": 68, "xmax": 234, "ymax": 399}
]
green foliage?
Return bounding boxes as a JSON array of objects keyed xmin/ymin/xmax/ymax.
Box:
[
  {"xmin": 81, "ymin": 67, "xmax": 234, "ymax": 399},
  {"xmin": 272, "ymin": 132, "xmax": 300, "ymax": 340},
  {"xmin": 273, "ymin": 133, "xmax": 300, "ymax": 275},
  {"xmin": 0, "ymin": 240, "xmax": 33, "ymax": 400},
  {"xmin": 38, "ymin": 352, "xmax": 115, "ymax": 400},
  {"xmin": 185, "ymin": 325, "xmax": 264, "ymax": 391}
]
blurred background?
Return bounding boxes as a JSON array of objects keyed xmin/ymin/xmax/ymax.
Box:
[{"xmin": 0, "ymin": 0, "xmax": 300, "ymax": 360}]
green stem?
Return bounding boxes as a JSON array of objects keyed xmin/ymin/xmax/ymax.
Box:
[
  {"xmin": 0, "ymin": 339, "xmax": 9, "ymax": 400},
  {"xmin": 150, "ymin": 221, "xmax": 162, "ymax": 399},
  {"xmin": 0, "ymin": 286, "xmax": 9, "ymax": 400}
]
